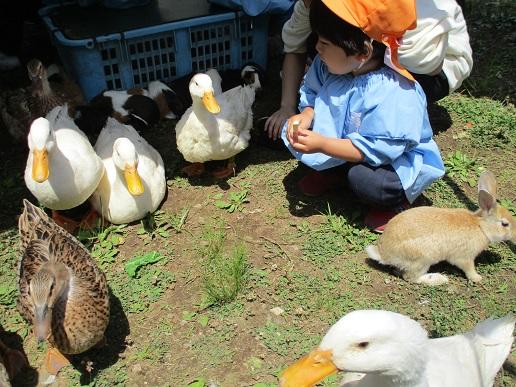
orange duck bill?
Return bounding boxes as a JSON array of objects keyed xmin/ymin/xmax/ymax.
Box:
[
  {"xmin": 202, "ymin": 90, "xmax": 221, "ymax": 114},
  {"xmin": 280, "ymin": 348, "xmax": 338, "ymax": 387},
  {"xmin": 124, "ymin": 165, "xmax": 144, "ymax": 196},
  {"xmin": 32, "ymin": 148, "xmax": 49, "ymax": 183}
]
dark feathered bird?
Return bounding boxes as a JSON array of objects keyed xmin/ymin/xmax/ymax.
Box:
[
  {"xmin": 74, "ymin": 90, "xmax": 161, "ymax": 142},
  {"xmin": 0, "ymin": 59, "xmax": 84, "ymax": 141}
]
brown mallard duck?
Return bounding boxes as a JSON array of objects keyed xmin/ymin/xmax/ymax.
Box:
[
  {"xmin": 0, "ymin": 84, "xmax": 33, "ymax": 142},
  {"xmin": 0, "ymin": 59, "xmax": 83, "ymax": 141},
  {"xmin": 17, "ymin": 199, "xmax": 109, "ymax": 377}
]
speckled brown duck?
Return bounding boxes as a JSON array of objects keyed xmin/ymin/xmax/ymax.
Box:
[
  {"xmin": 17, "ymin": 199, "xmax": 109, "ymax": 378},
  {"xmin": 0, "ymin": 59, "xmax": 83, "ymax": 142}
]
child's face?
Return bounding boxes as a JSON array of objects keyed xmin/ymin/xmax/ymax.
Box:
[{"xmin": 315, "ymin": 37, "xmax": 363, "ymax": 75}]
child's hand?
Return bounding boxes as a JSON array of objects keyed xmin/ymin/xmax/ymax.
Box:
[
  {"xmin": 288, "ymin": 128, "xmax": 327, "ymax": 154},
  {"xmin": 286, "ymin": 109, "xmax": 313, "ymax": 141}
]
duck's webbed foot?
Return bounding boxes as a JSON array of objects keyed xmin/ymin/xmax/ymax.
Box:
[
  {"xmin": 212, "ymin": 158, "xmax": 236, "ymax": 179},
  {"xmin": 182, "ymin": 162, "xmax": 205, "ymax": 177},
  {"xmin": 43, "ymin": 347, "xmax": 70, "ymax": 383},
  {"xmin": 79, "ymin": 208, "xmax": 99, "ymax": 231},
  {"xmin": 52, "ymin": 210, "xmax": 80, "ymax": 234}
]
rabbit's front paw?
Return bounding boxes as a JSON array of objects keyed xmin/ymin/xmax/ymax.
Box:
[{"xmin": 467, "ymin": 273, "xmax": 482, "ymax": 283}]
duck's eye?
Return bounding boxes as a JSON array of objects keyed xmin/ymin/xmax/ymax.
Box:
[
  {"xmin": 357, "ymin": 341, "xmax": 369, "ymax": 349},
  {"xmin": 501, "ymin": 219, "xmax": 509, "ymax": 227},
  {"xmin": 49, "ymin": 283, "xmax": 55, "ymax": 293}
]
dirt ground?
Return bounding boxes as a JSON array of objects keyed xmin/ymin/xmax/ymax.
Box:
[{"xmin": 0, "ymin": 2, "xmax": 515, "ymax": 387}]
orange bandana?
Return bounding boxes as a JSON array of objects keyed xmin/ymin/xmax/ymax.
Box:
[{"xmin": 321, "ymin": 0, "xmax": 417, "ymax": 80}]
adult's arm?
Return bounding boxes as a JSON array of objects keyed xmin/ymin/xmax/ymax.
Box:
[
  {"xmin": 264, "ymin": 52, "xmax": 307, "ymax": 139},
  {"xmin": 264, "ymin": 0, "xmax": 312, "ymax": 139}
]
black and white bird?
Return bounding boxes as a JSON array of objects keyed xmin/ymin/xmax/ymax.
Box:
[{"xmin": 74, "ymin": 80, "xmax": 183, "ymax": 141}]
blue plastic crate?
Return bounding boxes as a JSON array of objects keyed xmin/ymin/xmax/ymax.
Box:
[{"xmin": 39, "ymin": 1, "xmax": 268, "ymax": 101}]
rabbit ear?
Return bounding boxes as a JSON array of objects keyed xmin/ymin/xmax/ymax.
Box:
[
  {"xmin": 478, "ymin": 170, "xmax": 497, "ymax": 198},
  {"xmin": 478, "ymin": 190, "xmax": 496, "ymax": 215},
  {"xmin": 478, "ymin": 170, "xmax": 498, "ymax": 216}
]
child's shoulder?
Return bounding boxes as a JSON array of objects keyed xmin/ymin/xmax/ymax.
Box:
[
  {"xmin": 361, "ymin": 66, "xmax": 412, "ymax": 88},
  {"xmin": 358, "ymin": 66, "xmax": 426, "ymax": 102}
]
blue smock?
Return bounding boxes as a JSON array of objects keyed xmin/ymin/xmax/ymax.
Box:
[{"xmin": 282, "ymin": 55, "xmax": 445, "ymax": 203}]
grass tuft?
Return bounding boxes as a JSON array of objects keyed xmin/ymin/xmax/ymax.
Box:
[{"xmin": 201, "ymin": 223, "xmax": 248, "ymax": 306}]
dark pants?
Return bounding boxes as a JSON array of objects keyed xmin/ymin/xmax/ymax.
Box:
[
  {"xmin": 344, "ymin": 163, "xmax": 406, "ymax": 209},
  {"xmin": 411, "ymin": 70, "xmax": 450, "ymax": 104}
]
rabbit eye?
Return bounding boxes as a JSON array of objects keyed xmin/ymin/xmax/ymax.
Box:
[{"xmin": 501, "ymin": 219, "xmax": 509, "ymax": 227}]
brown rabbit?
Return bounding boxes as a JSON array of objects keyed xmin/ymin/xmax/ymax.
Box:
[{"xmin": 366, "ymin": 170, "xmax": 516, "ymax": 286}]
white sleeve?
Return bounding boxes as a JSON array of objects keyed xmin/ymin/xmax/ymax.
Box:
[
  {"xmin": 442, "ymin": 3, "xmax": 473, "ymax": 91},
  {"xmin": 282, "ymin": 0, "xmax": 312, "ymax": 54},
  {"xmin": 398, "ymin": 0, "xmax": 473, "ymax": 92}
]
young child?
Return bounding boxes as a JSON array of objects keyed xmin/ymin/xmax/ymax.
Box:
[
  {"xmin": 265, "ymin": 0, "xmax": 473, "ymax": 141},
  {"xmin": 282, "ymin": 0, "xmax": 445, "ymax": 232}
]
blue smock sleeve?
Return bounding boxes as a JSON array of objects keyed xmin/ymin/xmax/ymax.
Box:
[{"xmin": 346, "ymin": 75, "xmax": 426, "ymax": 166}]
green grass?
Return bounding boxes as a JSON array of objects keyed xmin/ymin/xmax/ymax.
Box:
[
  {"xmin": 0, "ymin": 231, "xmax": 18, "ymax": 309},
  {"xmin": 1, "ymin": 1, "xmax": 515, "ymax": 385},
  {"xmin": 213, "ymin": 188, "xmax": 250, "ymax": 213},
  {"xmin": 113, "ymin": 253, "xmax": 175, "ymax": 314},
  {"xmin": 190, "ymin": 324, "xmax": 236, "ymax": 366},
  {"xmin": 78, "ymin": 224, "xmax": 176, "ymax": 313},
  {"xmin": 438, "ymin": 95, "xmax": 516, "ymax": 148},
  {"xmin": 258, "ymin": 320, "xmax": 320, "ymax": 358},
  {"xmin": 0, "ymin": 230, "xmax": 29, "ymax": 337},
  {"xmin": 499, "ymin": 199, "xmax": 516, "ymax": 216},
  {"xmin": 300, "ymin": 204, "xmax": 376, "ymax": 267},
  {"xmin": 77, "ymin": 222, "xmax": 127, "ymax": 269},
  {"xmin": 137, "ymin": 208, "xmax": 190, "ymax": 243},
  {"xmin": 444, "ymin": 150, "xmax": 482, "ymax": 187},
  {"xmin": 200, "ymin": 222, "xmax": 249, "ymax": 306},
  {"xmin": 462, "ymin": 0, "xmax": 516, "ymax": 102}
]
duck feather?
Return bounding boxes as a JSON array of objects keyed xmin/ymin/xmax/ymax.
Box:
[{"xmin": 17, "ymin": 200, "xmax": 109, "ymax": 354}]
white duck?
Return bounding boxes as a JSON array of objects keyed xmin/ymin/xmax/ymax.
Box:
[
  {"xmin": 91, "ymin": 117, "xmax": 166, "ymax": 224},
  {"xmin": 280, "ymin": 310, "xmax": 515, "ymax": 387},
  {"xmin": 25, "ymin": 105, "xmax": 103, "ymax": 227},
  {"xmin": 175, "ymin": 70, "xmax": 260, "ymax": 178}
]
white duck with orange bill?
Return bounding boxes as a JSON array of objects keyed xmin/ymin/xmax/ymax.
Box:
[
  {"xmin": 25, "ymin": 104, "xmax": 103, "ymax": 211},
  {"xmin": 280, "ymin": 309, "xmax": 514, "ymax": 387},
  {"xmin": 90, "ymin": 117, "xmax": 166, "ymax": 224}
]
